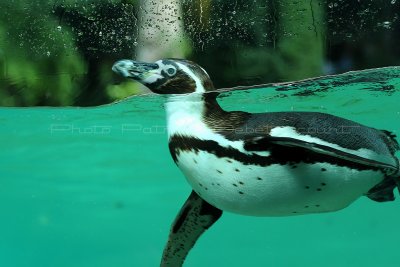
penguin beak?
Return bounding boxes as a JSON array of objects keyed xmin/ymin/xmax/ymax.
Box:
[{"xmin": 112, "ymin": 60, "xmax": 159, "ymax": 80}]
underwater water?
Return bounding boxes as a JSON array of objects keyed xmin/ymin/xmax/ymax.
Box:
[{"xmin": 1, "ymin": 67, "xmax": 400, "ymax": 267}]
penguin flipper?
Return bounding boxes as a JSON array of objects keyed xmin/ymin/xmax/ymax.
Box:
[
  {"xmin": 244, "ymin": 136, "xmax": 399, "ymax": 172},
  {"xmin": 161, "ymin": 191, "xmax": 222, "ymax": 267}
]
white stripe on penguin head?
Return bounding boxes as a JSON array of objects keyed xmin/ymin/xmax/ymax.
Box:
[{"xmin": 176, "ymin": 62, "xmax": 205, "ymax": 93}]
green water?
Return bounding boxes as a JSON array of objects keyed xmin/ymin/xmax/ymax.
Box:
[{"xmin": 1, "ymin": 68, "xmax": 400, "ymax": 267}]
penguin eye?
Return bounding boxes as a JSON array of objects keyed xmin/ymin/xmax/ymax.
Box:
[{"xmin": 166, "ymin": 67, "xmax": 177, "ymax": 76}]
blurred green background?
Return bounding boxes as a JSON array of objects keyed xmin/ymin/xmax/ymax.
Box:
[{"xmin": 1, "ymin": 0, "xmax": 400, "ymax": 106}]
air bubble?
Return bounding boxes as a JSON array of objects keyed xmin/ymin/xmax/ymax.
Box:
[{"xmin": 380, "ymin": 21, "xmax": 392, "ymax": 29}]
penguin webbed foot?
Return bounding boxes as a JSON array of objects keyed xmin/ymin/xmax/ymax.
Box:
[{"xmin": 161, "ymin": 191, "xmax": 222, "ymax": 267}]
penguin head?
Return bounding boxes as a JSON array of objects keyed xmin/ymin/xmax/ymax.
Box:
[{"xmin": 112, "ymin": 59, "xmax": 214, "ymax": 94}]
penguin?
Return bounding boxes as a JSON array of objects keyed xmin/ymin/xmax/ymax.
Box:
[{"xmin": 112, "ymin": 58, "xmax": 400, "ymax": 267}]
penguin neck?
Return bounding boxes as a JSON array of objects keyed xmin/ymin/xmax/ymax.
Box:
[
  {"xmin": 165, "ymin": 92, "xmax": 249, "ymax": 139},
  {"xmin": 164, "ymin": 92, "xmax": 213, "ymax": 138}
]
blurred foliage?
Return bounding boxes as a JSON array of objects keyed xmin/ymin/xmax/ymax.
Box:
[
  {"xmin": 0, "ymin": 0, "xmax": 400, "ymax": 106},
  {"xmin": 182, "ymin": 0, "xmax": 324, "ymax": 87},
  {"xmin": 0, "ymin": 0, "xmax": 140, "ymax": 106},
  {"xmin": 0, "ymin": 1, "xmax": 85, "ymax": 106},
  {"xmin": 325, "ymin": 0, "xmax": 400, "ymax": 70}
]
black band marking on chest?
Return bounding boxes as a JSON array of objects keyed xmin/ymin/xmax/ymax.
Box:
[{"xmin": 168, "ymin": 135, "xmax": 383, "ymax": 172}]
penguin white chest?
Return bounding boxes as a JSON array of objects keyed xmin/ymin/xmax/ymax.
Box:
[{"xmin": 175, "ymin": 150, "xmax": 384, "ymax": 216}]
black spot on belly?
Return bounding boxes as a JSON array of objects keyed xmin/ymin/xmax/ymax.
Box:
[
  {"xmin": 217, "ymin": 170, "xmax": 222, "ymax": 174},
  {"xmin": 321, "ymin": 182, "xmax": 327, "ymax": 186},
  {"xmin": 317, "ymin": 188, "xmax": 322, "ymax": 191},
  {"xmin": 305, "ymin": 186, "xmax": 310, "ymax": 189},
  {"xmin": 193, "ymin": 159, "xmax": 197, "ymax": 164},
  {"xmin": 235, "ymin": 168, "xmax": 240, "ymax": 172},
  {"xmin": 239, "ymin": 181, "xmax": 244, "ymax": 185},
  {"xmin": 233, "ymin": 183, "xmax": 238, "ymax": 187},
  {"xmin": 238, "ymin": 191, "xmax": 244, "ymax": 195},
  {"xmin": 199, "ymin": 183, "xmax": 203, "ymax": 187},
  {"xmin": 257, "ymin": 177, "xmax": 263, "ymax": 180},
  {"xmin": 321, "ymin": 168, "xmax": 327, "ymax": 172},
  {"xmin": 315, "ymin": 204, "xmax": 320, "ymax": 207},
  {"xmin": 226, "ymin": 159, "xmax": 233, "ymax": 163},
  {"xmin": 304, "ymin": 205, "xmax": 309, "ymax": 208},
  {"xmin": 292, "ymin": 211, "xmax": 298, "ymax": 214}
]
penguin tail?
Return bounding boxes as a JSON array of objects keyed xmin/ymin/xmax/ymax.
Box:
[
  {"xmin": 380, "ymin": 130, "xmax": 400, "ymax": 196},
  {"xmin": 380, "ymin": 130, "xmax": 399, "ymax": 154},
  {"xmin": 396, "ymin": 158, "xmax": 400, "ymax": 192},
  {"xmin": 366, "ymin": 159, "xmax": 399, "ymax": 203}
]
